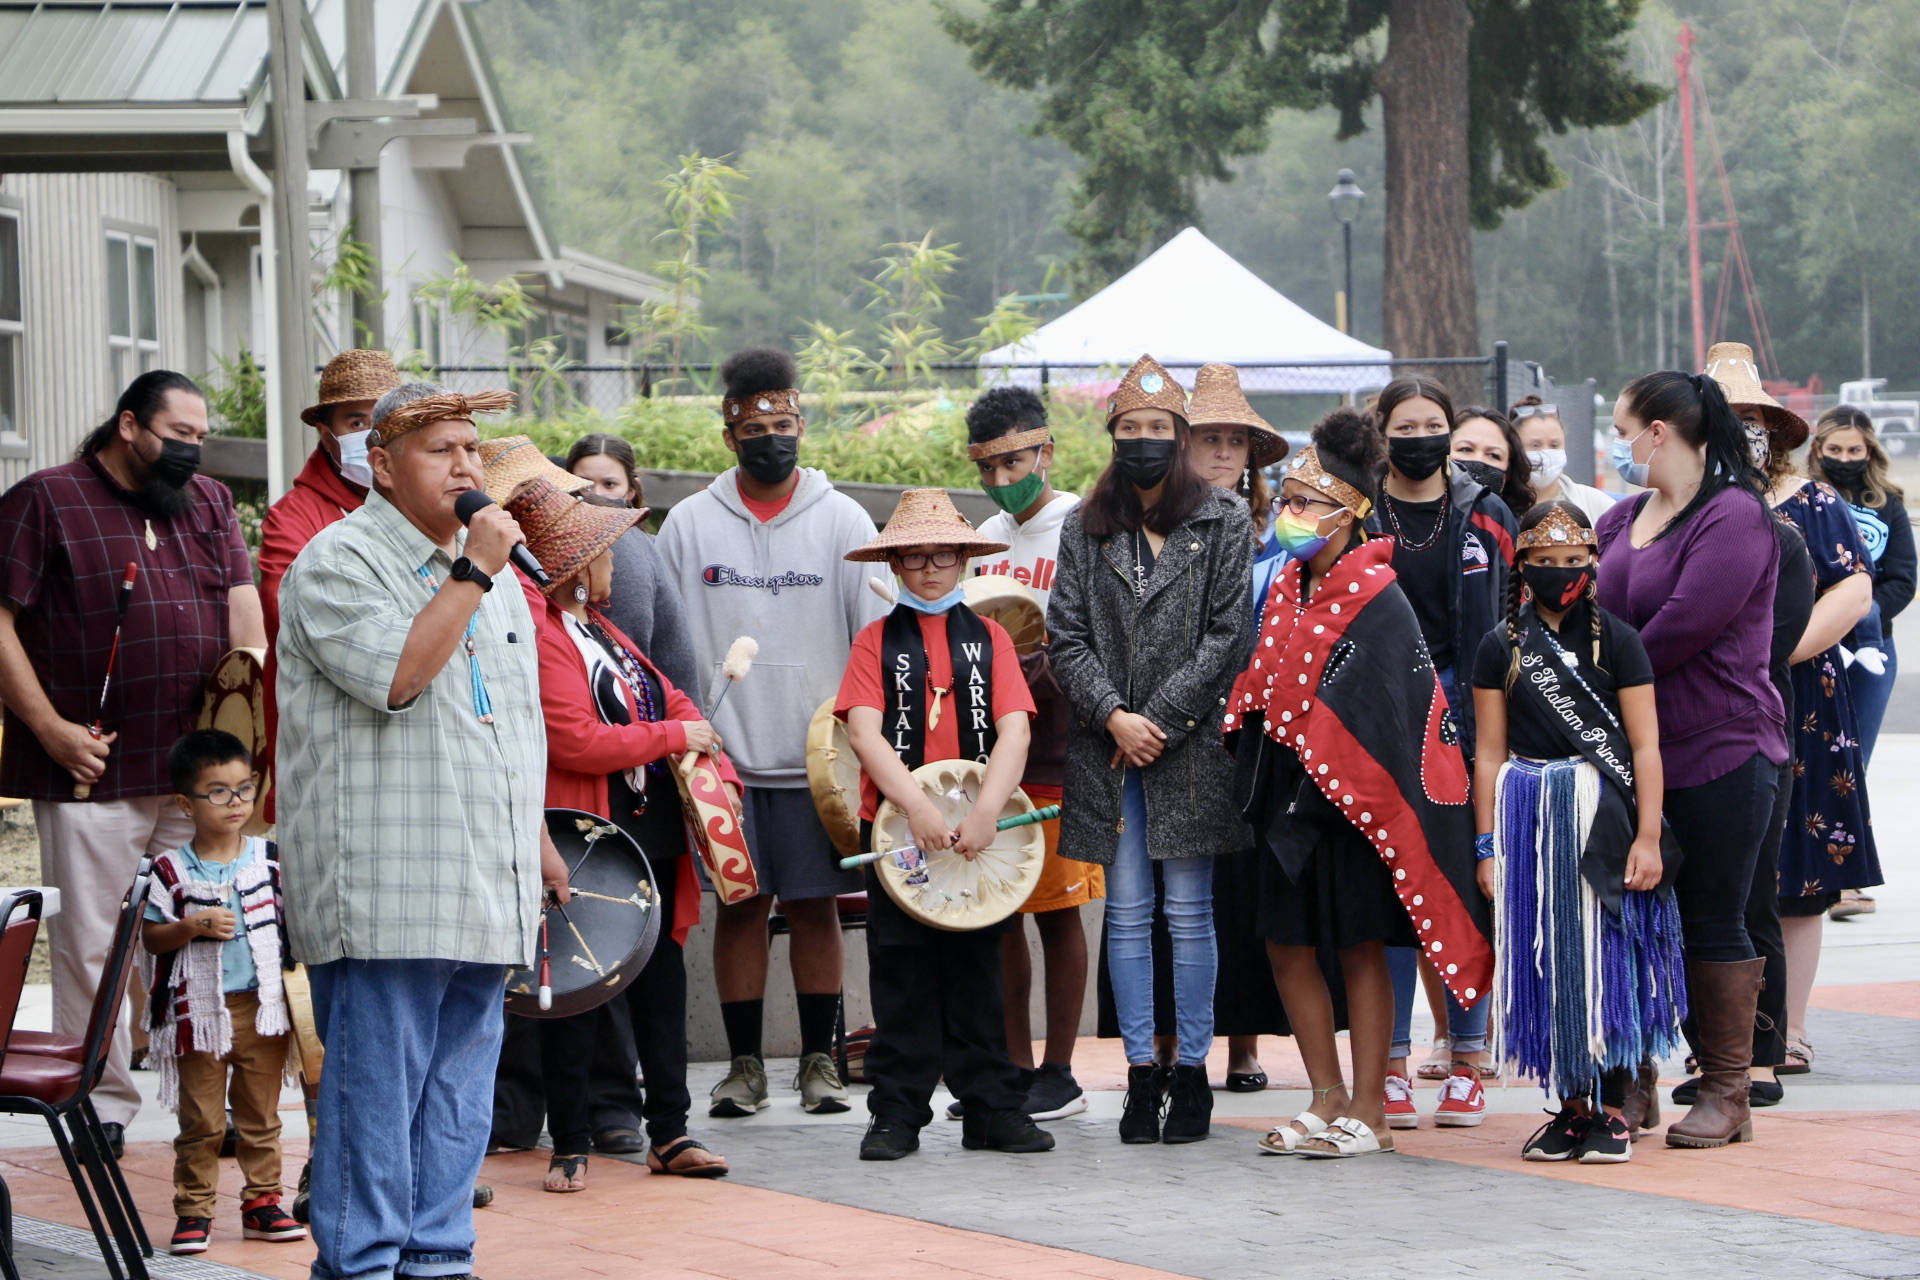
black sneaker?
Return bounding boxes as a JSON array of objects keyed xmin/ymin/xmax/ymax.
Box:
[
  {"xmin": 291, "ymin": 1159, "xmax": 312, "ymax": 1224},
  {"xmin": 951, "ymin": 1067, "xmax": 1035, "ymax": 1120},
  {"xmin": 170, "ymin": 1216, "xmax": 212, "ymax": 1255},
  {"xmin": 1023, "ymin": 1063, "xmax": 1088, "ymax": 1121},
  {"xmin": 1521, "ymin": 1107, "xmax": 1590, "ymax": 1162},
  {"xmin": 961, "ymin": 1108, "xmax": 1055, "ymax": 1153},
  {"xmin": 1118, "ymin": 1064, "xmax": 1165, "ymax": 1144},
  {"xmin": 1576, "ymin": 1112, "xmax": 1633, "ymax": 1164},
  {"xmin": 945, "ymin": 1098, "xmax": 966, "ymax": 1121},
  {"xmin": 859, "ymin": 1121, "xmax": 920, "ymax": 1161}
]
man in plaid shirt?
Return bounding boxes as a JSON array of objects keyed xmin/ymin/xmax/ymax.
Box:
[{"xmin": 0, "ymin": 370, "xmax": 263, "ymax": 1152}]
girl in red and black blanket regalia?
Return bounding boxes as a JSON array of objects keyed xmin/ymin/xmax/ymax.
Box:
[
  {"xmin": 835, "ymin": 488, "xmax": 1052, "ymax": 1163},
  {"xmin": 1224, "ymin": 408, "xmax": 1494, "ymax": 1159}
]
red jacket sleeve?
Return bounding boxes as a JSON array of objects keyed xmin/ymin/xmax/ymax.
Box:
[{"xmin": 259, "ymin": 488, "xmax": 331, "ymax": 646}]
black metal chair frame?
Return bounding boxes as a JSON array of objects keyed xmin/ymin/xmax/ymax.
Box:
[{"xmin": 0, "ymin": 888, "xmax": 47, "ymax": 1280}]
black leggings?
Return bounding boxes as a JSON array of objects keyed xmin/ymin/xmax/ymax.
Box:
[
  {"xmin": 1662, "ymin": 752, "xmax": 1776, "ymax": 963},
  {"xmin": 1742, "ymin": 762, "xmax": 1792, "ymax": 1065}
]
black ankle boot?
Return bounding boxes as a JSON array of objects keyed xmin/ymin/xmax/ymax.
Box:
[
  {"xmin": 1162, "ymin": 1064, "xmax": 1212, "ymax": 1143},
  {"xmin": 1119, "ymin": 1064, "xmax": 1164, "ymax": 1144}
]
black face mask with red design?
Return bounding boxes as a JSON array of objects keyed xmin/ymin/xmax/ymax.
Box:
[{"xmin": 1522, "ymin": 562, "xmax": 1592, "ymax": 612}]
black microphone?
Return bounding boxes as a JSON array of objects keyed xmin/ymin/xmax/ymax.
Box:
[{"xmin": 454, "ymin": 489, "xmax": 551, "ymax": 588}]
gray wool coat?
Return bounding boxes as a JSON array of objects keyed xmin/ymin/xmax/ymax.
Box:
[{"xmin": 1046, "ymin": 485, "xmax": 1255, "ymax": 863}]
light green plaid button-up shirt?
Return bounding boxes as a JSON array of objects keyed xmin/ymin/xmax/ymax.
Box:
[{"xmin": 275, "ymin": 489, "xmax": 545, "ymax": 966}]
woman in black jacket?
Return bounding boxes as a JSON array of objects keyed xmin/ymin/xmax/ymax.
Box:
[
  {"xmin": 1047, "ymin": 355, "xmax": 1254, "ymax": 1146},
  {"xmin": 1365, "ymin": 376, "xmax": 1516, "ymax": 1128}
]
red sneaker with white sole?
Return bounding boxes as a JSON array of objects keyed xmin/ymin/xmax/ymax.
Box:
[
  {"xmin": 1434, "ymin": 1067, "xmax": 1486, "ymax": 1126},
  {"xmin": 1383, "ymin": 1073, "xmax": 1419, "ymax": 1130}
]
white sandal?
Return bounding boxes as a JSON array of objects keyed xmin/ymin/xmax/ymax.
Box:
[
  {"xmin": 1257, "ymin": 1111, "xmax": 1330, "ymax": 1155},
  {"xmin": 1299, "ymin": 1116, "xmax": 1394, "ymax": 1159}
]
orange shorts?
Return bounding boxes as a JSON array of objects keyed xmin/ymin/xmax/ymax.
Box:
[{"xmin": 1020, "ymin": 817, "xmax": 1104, "ymax": 913}]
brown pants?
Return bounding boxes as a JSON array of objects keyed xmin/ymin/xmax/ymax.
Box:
[{"xmin": 173, "ymin": 991, "xmax": 287, "ymax": 1218}]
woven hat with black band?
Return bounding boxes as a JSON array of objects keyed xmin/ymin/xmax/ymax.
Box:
[
  {"xmin": 1703, "ymin": 341, "xmax": 1809, "ymax": 449},
  {"xmin": 504, "ymin": 477, "xmax": 642, "ymax": 595},
  {"xmin": 302, "ymin": 350, "xmax": 405, "ymax": 427},
  {"xmin": 1107, "ymin": 354, "xmax": 1189, "ymax": 427},
  {"xmin": 1188, "ymin": 362, "xmax": 1288, "ymax": 468},
  {"xmin": 481, "ymin": 435, "xmax": 592, "ymax": 504},
  {"xmin": 845, "ymin": 488, "xmax": 1009, "ymax": 563}
]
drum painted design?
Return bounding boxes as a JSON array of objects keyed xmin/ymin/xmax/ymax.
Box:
[
  {"xmin": 199, "ymin": 646, "xmax": 271, "ymax": 835},
  {"xmin": 806, "ymin": 697, "xmax": 863, "ymax": 857},
  {"xmin": 506, "ymin": 808, "xmax": 660, "ymax": 1019},
  {"xmin": 962, "ymin": 574, "xmax": 1046, "ymax": 655},
  {"xmin": 872, "ymin": 759, "xmax": 1045, "ymax": 931},
  {"xmin": 674, "ymin": 752, "xmax": 759, "ymax": 904}
]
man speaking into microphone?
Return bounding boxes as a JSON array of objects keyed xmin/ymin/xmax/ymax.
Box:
[{"xmin": 277, "ymin": 382, "xmax": 569, "ymax": 1280}]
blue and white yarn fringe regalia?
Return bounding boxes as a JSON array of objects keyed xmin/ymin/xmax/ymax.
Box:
[{"xmin": 1489, "ymin": 757, "xmax": 1688, "ymax": 1100}]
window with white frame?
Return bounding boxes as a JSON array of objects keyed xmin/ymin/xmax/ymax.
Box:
[
  {"xmin": 105, "ymin": 228, "xmax": 159, "ymax": 396},
  {"xmin": 411, "ymin": 293, "xmax": 443, "ymax": 368},
  {"xmin": 0, "ymin": 204, "xmax": 21, "ymax": 442}
]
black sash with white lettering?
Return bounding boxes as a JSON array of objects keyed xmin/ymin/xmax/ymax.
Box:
[
  {"xmin": 881, "ymin": 602, "xmax": 996, "ymax": 770},
  {"xmin": 1512, "ymin": 604, "xmax": 1681, "ymax": 904}
]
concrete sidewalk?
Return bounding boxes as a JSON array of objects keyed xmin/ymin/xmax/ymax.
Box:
[{"xmin": 3, "ymin": 736, "xmax": 1916, "ymax": 1279}]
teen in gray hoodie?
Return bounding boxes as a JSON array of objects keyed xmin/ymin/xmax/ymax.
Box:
[{"xmin": 654, "ymin": 346, "xmax": 885, "ymax": 1121}]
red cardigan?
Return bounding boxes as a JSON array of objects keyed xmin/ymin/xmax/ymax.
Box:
[
  {"xmin": 259, "ymin": 447, "xmax": 367, "ymax": 822},
  {"xmin": 521, "ymin": 573, "xmax": 738, "ymax": 945}
]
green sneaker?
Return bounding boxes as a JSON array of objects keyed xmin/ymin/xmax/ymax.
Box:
[
  {"xmin": 709, "ymin": 1055, "xmax": 770, "ymax": 1118},
  {"xmin": 795, "ymin": 1051, "xmax": 851, "ymax": 1114}
]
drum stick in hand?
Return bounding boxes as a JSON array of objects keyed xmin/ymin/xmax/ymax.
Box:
[
  {"xmin": 839, "ymin": 805, "xmax": 1061, "ymax": 869},
  {"xmin": 73, "ymin": 562, "xmax": 139, "ymax": 801}
]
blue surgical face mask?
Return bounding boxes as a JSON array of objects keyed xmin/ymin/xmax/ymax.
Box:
[
  {"xmin": 1610, "ymin": 428, "xmax": 1657, "ymax": 488},
  {"xmin": 336, "ymin": 428, "xmax": 374, "ymax": 488},
  {"xmin": 896, "ymin": 584, "xmax": 966, "ymax": 615}
]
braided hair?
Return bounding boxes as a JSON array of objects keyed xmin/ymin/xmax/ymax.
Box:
[{"xmin": 1503, "ymin": 498, "xmax": 1603, "ymax": 693}]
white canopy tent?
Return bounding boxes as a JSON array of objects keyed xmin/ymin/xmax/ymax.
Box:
[{"xmin": 979, "ymin": 227, "xmax": 1393, "ymax": 395}]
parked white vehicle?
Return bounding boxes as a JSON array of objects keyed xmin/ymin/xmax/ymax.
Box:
[{"xmin": 1837, "ymin": 380, "xmax": 1920, "ymax": 455}]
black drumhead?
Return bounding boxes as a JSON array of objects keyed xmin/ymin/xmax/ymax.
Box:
[{"xmin": 505, "ymin": 808, "xmax": 662, "ymax": 1019}]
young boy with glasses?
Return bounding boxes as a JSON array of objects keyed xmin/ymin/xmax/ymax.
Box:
[{"xmin": 142, "ymin": 729, "xmax": 304, "ymax": 1254}]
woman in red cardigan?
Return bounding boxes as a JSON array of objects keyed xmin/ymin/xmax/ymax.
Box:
[{"xmin": 503, "ymin": 476, "xmax": 740, "ymax": 1189}]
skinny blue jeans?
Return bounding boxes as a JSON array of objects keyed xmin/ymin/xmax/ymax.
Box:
[
  {"xmin": 1105, "ymin": 770, "xmax": 1216, "ymax": 1067},
  {"xmin": 308, "ymin": 958, "xmax": 506, "ymax": 1280},
  {"xmin": 1846, "ymin": 636, "xmax": 1897, "ymax": 770}
]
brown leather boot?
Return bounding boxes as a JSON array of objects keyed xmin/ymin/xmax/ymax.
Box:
[
  {"xmin": 1667, "ymin": 958, "xmax": 1764, "ymax": 1148},
  {"xmin": 1618, "ymin": 1059, "xmax": 1660, "ymax": 1138}
]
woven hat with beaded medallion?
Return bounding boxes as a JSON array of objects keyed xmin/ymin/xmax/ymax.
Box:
[
  {"xmin": 1188, "ymin": 362, "xmax": 1288, "ymax": 468},
  {"xmin": 1703, "ymin": 341, "xmax": 1808, "ymax": 449},
  {"xmin": 845, "ymin": 488, "xmax": 1010, "ymax": 563},
  {"xmin": 301, "ymin": 349, "xmax": 404, "ymax": 427},
  {"xmin": 1106, "ymin": 354, "xmax": 1189, "ymax": 427},
  {"xmin": 504, "ymin": 476, "xmax": 642, "ymax": 595}
]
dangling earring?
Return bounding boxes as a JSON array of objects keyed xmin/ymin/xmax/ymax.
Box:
[
  {"xmin": 1244, "ymin": 467, "xmax": 1252, "ymax": 490},
  {"xmin": 573, "ymin": 584, "xmax": 589, "ymax": 604}
]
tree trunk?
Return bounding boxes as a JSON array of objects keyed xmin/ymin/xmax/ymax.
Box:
[{"xmin": 1380, "ymin": 0, "xmax": 1480, "ymax": 404}]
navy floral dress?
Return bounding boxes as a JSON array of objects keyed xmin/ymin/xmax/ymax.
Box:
[{"xmin": 1774, "ymin": 482, "xmax": 1883, "ymax": 900}]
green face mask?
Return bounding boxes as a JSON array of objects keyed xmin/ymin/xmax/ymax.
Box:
[{"xmin": 984, "ymin": 468, "xmax": 1045, "ymax": 514}]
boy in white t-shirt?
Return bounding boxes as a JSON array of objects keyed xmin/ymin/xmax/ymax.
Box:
[{"xmin": 960, "ymin": 387, "xmax": 1102, "ymax": 1122}]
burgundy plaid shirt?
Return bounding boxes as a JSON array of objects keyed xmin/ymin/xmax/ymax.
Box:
[{"xmin": 0, "ymin": 457, "xmax": 252, "ymax": 802}]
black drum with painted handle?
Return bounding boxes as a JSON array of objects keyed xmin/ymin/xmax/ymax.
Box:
[{"xmin": 505, "ymin": 808, "xmax": 661, "ymax": 1019}]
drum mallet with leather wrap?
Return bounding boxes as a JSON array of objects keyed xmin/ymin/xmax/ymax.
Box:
[{"xmin": 839, "ymin": 805, "xmax": 1061, "ymax": 869}]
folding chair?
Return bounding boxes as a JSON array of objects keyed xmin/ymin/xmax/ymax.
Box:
[
  {"xmin": 0, "ymin": 861, "xmax": 154, "ymax": 1280},
  {"xmin": 0, "ymin": 889, "xmax": 46, "ymax": 1280}
]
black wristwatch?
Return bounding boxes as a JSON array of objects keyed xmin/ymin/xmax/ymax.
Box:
[{"xmin": 449, "ymin": 556, "xmax": 493, "ymax": 593}]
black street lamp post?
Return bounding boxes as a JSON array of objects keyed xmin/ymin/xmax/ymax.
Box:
[{"xmin": 1328, "ymin": 168, "xmax": 1365, "ymax": 335}]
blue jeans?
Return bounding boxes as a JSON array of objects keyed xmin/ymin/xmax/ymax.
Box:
[
  {"xmin": 1846, "ymin": 635, "xmax": 1897, "ymax": 770},
  {"xmin": 1106, "ymin": 770, "xmax": 1216, "ymax": 1067},
  {"xmin": 308, "ymin": 959, "xmax": 507, "ymax": 1280}
]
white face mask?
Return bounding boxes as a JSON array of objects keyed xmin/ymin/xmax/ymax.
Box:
[
  {"xmin": 336, "ymin": 428, "xmax": 374, "ymax": 488},
  {"xmin": 1527, "ymin": 448, "xmax": 1567, "ymax": 486}
]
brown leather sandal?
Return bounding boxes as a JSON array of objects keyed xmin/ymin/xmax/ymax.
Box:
[{"xmin": 646, "ymin": 1137, "xmax": 729, "ymax": 1178}]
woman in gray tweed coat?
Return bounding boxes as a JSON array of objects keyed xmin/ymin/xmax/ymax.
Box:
[{"xmin": 1045, "ymin": 356, "xmax": 1255, "ymax": 1145}]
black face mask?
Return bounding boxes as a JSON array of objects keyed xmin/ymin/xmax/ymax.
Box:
[
  {"xmin": 1455, "ymin": 458, "xmax": 1506, "ymax": 492},
  {"xmin": 1823, "ymin": 458, "xmax": 1870, "ymax": 491},
  {"xmin": 1112, "ymin": 437, "xmax": 1177, "ymax": 490},
  {"xmin": 1522, "ymin": 562, "xmax": 1594, "ymax": 613},
  {"xmin": 149, "ymin": 437, "xmax": 202, "ymax": 489},
  {"xmin": 1388, "ymin": 434, "xmax": 1450, "ymax": 481},
  {"xmin": 736, "ymin": 432, "xmax": 799, "ymax": 486}
]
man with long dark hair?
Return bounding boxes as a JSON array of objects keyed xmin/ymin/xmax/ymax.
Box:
[{"xmin": 0, "ymin": 370, "xmax": 264, "ymax": 1152}]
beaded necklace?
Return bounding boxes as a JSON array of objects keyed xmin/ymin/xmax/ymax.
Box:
[
  {"xmin": 416, "ymin": 563, "xmax": 494, "ymax": 723},
  {"xmin": 1382, "ymin": 486, "xmax": 1448, "ymax": 553}
]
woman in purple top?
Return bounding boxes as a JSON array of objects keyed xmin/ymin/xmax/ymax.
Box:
[{"xmin": 1595, "ymin": 371, "xmax": 1784, "ymax": 1153}]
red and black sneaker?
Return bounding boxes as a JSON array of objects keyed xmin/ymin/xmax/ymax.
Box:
[
  {"xmin": 170, "ymin": 1216, "xmax": 212, "ymax": 1255},
  {"xmin": 241, "ymin": 1195, "xmax": 308, "ymax": 1242}
]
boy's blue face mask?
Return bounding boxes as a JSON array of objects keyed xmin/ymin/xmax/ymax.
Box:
[{"xmin": 896, "ymin": 584, "xmax": 966, "ymax": 614}]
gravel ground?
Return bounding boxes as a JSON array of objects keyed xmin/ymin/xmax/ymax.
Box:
[{"xmin": 0, "ymin": 806, "xmax": 53, "ymax": 985}]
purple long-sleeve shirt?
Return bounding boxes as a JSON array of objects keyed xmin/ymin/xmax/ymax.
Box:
[{"xmin": 1596, "ymin": 486, "xmax": 1787, "ymax": 789}]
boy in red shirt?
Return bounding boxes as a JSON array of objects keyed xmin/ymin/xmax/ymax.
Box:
[{"xmin": 836, "ymin": 490, "xmax": 1055, "ymax": 1161}]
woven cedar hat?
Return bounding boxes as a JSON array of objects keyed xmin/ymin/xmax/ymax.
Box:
[
  {"xmin": 302, "ymin": 350, "xmax": 404, "ymax": 427},
  {"xmin": 1106, "ymin": 354, "xmax": 1189, "ymax": 427},
  {"xmin": 504, "ymin": 477, "xmax": 642, "ymax": 595},
  {"xmin": 481, "ymin": 435, "xmax": 591, "ymax": 504},
  {"xmin": 1188, "ymin": 362, "xmax": 1288, "ymax": 468},
  {"xmin": 845, "ymin": 488, "xmax": 1010, "ymax": 563},
  {"xmin": 1703, "ymin": 341, "xmax": 1808, "ymax": 449}
]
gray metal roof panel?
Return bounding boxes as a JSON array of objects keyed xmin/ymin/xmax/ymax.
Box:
[{"xmin": 134, "ymin": 5, "xmax": 247, "ymax": 100}]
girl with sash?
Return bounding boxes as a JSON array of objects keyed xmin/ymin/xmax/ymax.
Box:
[
  {"xmin": 1224, "ymin": 408, "xmax": 1494, "ymax": 1159},
  {"xmin": 1470, "ymin": 500, "xmax": 1686, "ymax": 1164},
  {"xmin": 835, "ymin": 489, "xmax": 1052, "ymax": 1162}
]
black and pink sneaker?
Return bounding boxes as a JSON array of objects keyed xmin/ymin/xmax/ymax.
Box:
[{"xmin": 242, "ymin": 1195, "xmax": 307, "ymax": 1242}]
